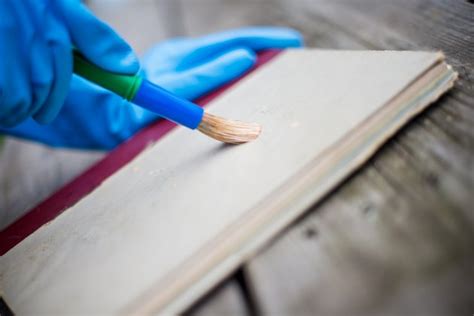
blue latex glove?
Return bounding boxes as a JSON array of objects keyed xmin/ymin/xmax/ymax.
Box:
[
  {"xmin": 0, "ymin": 0, "xmax": 138, "ymax": 126},
  {"xmin": 2, "ymin": 27, "xmax": 303, "ymax": 150}
]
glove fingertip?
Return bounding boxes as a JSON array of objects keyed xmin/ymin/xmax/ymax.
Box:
[
  {"xmin": 75, "ymin": 38, "xmax": 140, "ymax": 75},
  {"xmin": 287, "ymin": 29, "xmax": 305, "ymax": 47},
  {"xmin": 257, "ymin": 27, "xmax": 305, "ymax": 47},
  {"xmin": 238, "ymin": 47, "xmax": 258, "ymax": 61},
  {"xmin": 223, "ymin": 48, "xmax": 257, "ymax": 74},
  {"xmin": 103, "ymin": 48, "xmax": 140, "ymax": 74},
  {"xmin": 180, "ymin": 48, "xmax": 257, "ymax": 100}
]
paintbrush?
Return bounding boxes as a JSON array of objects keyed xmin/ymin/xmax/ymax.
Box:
[{"xmin": 73, "ymin": 52, "xmax": 261, "ymax": 144}]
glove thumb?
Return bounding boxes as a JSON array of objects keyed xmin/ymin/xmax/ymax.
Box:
[{"xmin": 55, "ymin": 0, "xmax": 139, "ymax": 75}]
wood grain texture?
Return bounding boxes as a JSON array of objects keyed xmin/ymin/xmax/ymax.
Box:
[{"xmin": 244, "ymin": 0, "xmax": 474, "ymax": 314}]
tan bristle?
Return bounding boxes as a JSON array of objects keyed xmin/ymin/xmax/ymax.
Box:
[{"xmin": 197, "ymin": 112, "xmax": 261, "ymax": 144}]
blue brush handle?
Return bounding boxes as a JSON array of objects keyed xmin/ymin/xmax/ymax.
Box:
[
  {"xmin": 74, "ymin": 52, "xmax": 204, "ymax": 129},
  {"xmin": 133, "ymin": 80, "xmax": 204, "ymax": 129}
]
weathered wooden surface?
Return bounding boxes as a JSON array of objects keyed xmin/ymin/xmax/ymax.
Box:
[
  {"xmin": 1, "ymin": 0, "xmax": 472, "ymax": 314},
  {"xmin": 240, "ymin": 0, "xmax": 474, "ymax": 315},
  {"xmin": 3, "ymin": 49, "xmax": 452, "ymax": 314}
]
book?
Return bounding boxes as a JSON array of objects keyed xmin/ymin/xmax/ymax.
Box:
[{"xmin": 0, "ymin": 49, "xmax": 457, "ymax": 315}]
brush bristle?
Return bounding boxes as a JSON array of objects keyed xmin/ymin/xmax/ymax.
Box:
[{"xmin": 197, "ymin": 112, "xmax": 261, "ymax": 144}]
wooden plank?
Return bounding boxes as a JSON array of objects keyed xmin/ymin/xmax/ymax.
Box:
[
  {"xmin": 244, "ymin": 0, "xmax": 474, "ymax": 314},
  {"xmin": 0, "ymin": 50, "xmax": 455, "ymax": 315}
]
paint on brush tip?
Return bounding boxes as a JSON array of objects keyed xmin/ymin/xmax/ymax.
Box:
[{"xmin": 197, "ymin": 112, "xmax": 261, "ymax": 144}]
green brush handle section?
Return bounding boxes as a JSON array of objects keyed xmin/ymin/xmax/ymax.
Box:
[{"xmin": 73, "ymin": 51, "xmax": 142, "ymax": 101}]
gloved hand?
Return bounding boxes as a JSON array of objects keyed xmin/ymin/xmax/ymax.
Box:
[
  {"xmin": 2, "ymin": 27, "xmax": 303, "ymax": 150},
  {"xmin": 0, "ymin": 0, "xmax": 138, "ymax": 127}
]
